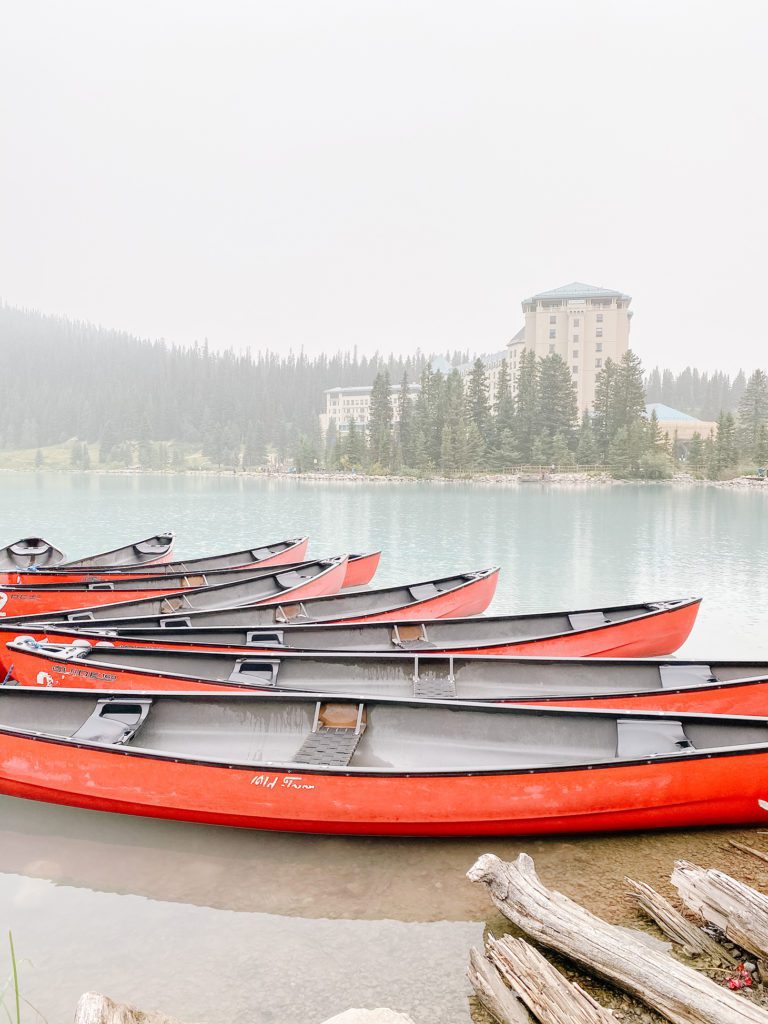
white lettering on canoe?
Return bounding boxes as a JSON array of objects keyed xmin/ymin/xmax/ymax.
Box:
[
  {"xmin": 36, "ymin": 671, "xmax": 56, "ymax": 687},
  {"xmin": 0, "ymin": 593, "xmax": 7, "ymax": 617},
  {"xmin": 250, "ymin": 775, "xmax": 316, "ymax": 791}
]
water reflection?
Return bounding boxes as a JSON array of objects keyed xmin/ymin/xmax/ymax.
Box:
[{"xmin": 1, "ymin": 477, "xmax": 768, "ymax": 1021}]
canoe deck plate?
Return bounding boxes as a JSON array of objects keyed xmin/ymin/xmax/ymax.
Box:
[
  {"xmin": 293, "ymin": 702, "xmax": 367, "ymax": 767},
  {"xmin": 413, "ymin": 676, "xmax": 457, "ymax": 698},
  {"xmin": 294, "ymin": 725, "xmax": 366, "ymax": 766}
]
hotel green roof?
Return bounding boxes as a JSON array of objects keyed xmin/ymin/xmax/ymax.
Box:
[{"xmin": 523, "ymin": 282, "xmax": 631, "ymax": 302}]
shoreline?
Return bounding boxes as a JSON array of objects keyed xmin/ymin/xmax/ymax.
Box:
[{"xmin": 0, "ymin": 466, "xmax": 766, "ymax": 489}]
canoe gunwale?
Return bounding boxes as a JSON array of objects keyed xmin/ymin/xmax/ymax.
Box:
[
  {"xmin": 6, "ymin": 641, "xmax": 768, "ymax": 701},
  {"xmin": 5, "ymin": 714, "xmax": 768, "ymax": 779}
]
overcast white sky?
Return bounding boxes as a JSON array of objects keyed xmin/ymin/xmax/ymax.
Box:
[{"xmin": 1, "ymin": 1, "xmax": 765, "ymax": 373}]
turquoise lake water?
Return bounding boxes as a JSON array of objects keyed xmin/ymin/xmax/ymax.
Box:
[{"xmin": 0, "ymin": 472, "xmax": 767, "ymax": 1022}]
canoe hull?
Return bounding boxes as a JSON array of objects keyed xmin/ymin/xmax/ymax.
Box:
[
  {"xmin": 7, "ymin": 645, "xmax": 768, "ymax": 718},
  {"xmin": 0, "ymin": 538, "xmax": 311, "ymax": 586},
  {"xmin": 340, "ymin": 568, "xmax": 498, "ymax": 622},
  {"xmin": 1, "ymin": 730, "xmax": 767, "ymax": 836},
  {"xmin": 452, "ymin": 599, "xmax": 699, "ymax": 658},
  {"xmin": 341, "ymin": 552, "xmax": 381, "ymax": 588},
  {"xmin": 0, "ymin": 559, "xmax": 347, "ymax": 618}
]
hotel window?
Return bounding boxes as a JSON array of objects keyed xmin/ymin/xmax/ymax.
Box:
[
  {"xmin": 595, "ymin": 358, "xmax": 603, "ymax": 368},
  {"xmin": 573, "ymin": 318, "xmax": 580, "ymax": 327},
  {"xmin": 572, "ymin": 334, "xmax": 579, "ymax": 343},
  {"xmin": 572, "ymin": 350, "xmax": 578, "ymax": 359},
  {"xmin": 596, "ymin": 313, "xmax": 604, "ymax": 322},
  {"xmin": 596, "ymin": 327, "xmax": 603, "ymax": 337},
  {"xmin": 572, "ymin": 366, "xmax": 578, "ymax": 375},
  {"xmin": 549, "ymin": 315, "xmax": 556, "ymax": 324},
  {"xmin": 549, "ymin": 329, "xmax": 556, "ymax": 339},
  {"xmin": 549, "ymin": 344, "xmax": 555, "ymax": 354},
  {"xmin": 596, "ymin": 342, "xmax": 603, "ymax": 352}
]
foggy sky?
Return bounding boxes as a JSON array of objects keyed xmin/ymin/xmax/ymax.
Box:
[{"xmin": 1, "ymin": 1, "xmax": 765, "ymax": 374}]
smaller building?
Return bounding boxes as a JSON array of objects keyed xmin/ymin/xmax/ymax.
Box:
[
  {"xmin": 320, "ymin": 384, "xmax": 420, "ymax": 437},
  {"xmin": 645, "ymin": 403, "xmax": 717, "ymax": 443}
]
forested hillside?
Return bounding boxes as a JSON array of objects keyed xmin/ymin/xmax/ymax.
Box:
[
  {"xmin": 0, "ymin": 304, "xmax": 425, "ymax": 462},
  {"xmin": 2, "ymin": 303, "xmax": 765, "ymax": 479}
]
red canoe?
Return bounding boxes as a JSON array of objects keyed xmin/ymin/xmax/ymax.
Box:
[
  {"xmin": 2, "ymin": 688, "xmax": 768, "ymax": 835},
  {"xmin": 0, "ymin": 557, "xmax": 347, "ymax": 617},
  {"xmin": 0, "ymin": 558, "xmax": 348, "ymax": 621},
  {"xmin": 2, "ymin": 568, "xmax": 498, "ymax": 627},
  {"xmin": 59, "ymin": 533, "xmax": 176, "ymax": 569},
  {"xmin": 340, "ymin": 551, "xmax": 381, "ymax": 588},
  {"xmin": 5, "ymin": 596, "xmax": 699, "ymax": 659},
  {"xmin": 0, "ymin": 538, "xmax": 66, "ymax": 571},
  {"xmin": 6, "ymin": 641, "xmax": 768, "ymax": 718},
  {"xmin": 0, "ymin": 537, "xmax": 311, "ymax": 585}
]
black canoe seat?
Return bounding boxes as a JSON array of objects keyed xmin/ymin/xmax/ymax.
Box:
[
  {"xmin": 409, "ymin": 583, "xmax": 440, "ymax": 602},
  {"xmin": 70, "ymin": 698, "xmax": 152, "ymax": 746},
  {"xmin": 276, "ymin": 571, "xmax": 303, "ymax": 590},
  {"xmin": 135, "ymin": 537, "xmax": 171, "ymax": 554},
  {"xmin": 568, "ymin": 611, "xmax": 608, "ymax": 631},
  {"xmin": 617, "ymin": 717, "xmax": 693, "ymax": 759},
  {"xmin": 227, "ymin": 660, "xmax": 280, "ymax": 686},
  {"xmin": 659, "ymin": 664, "xmax": 716, "ymax": 689},
  {"xmin": 251, "ymin": 547, "xmax": 275, "ymax": 560}
]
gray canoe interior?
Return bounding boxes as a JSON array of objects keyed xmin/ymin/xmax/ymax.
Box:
[
  {"xmin": 38, "ymin": 569, "xmax": 467, "ymax": 624},
  {"xmin": 2, "ymin": 692, "xmax": 768, "ymax": 771},
  {"xmin": 68, "ymin": 600, "xmax": 689, "ymax": 643},
  {"xmin": 37, "ymin": 646, "xmax": 768, "ymax": 698}
]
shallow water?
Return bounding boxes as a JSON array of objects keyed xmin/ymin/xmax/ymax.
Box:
[{"xmin": 1, "ymin": 473, "xmax": 768, "ymax": 1022}]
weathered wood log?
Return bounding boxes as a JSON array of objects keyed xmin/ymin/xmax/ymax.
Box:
[
  {"xmin": 468, "ymin": 852, "xmax": 768, "ymax": 1024},
  {"xmin": 730, "ymin": 839, "xmax": 768, "ymax": 865},
  {"xmin": 74, "ymin": 992, "xmax": 190, "ymax": 1024},
  {"xmin": 468, "ymin": 946, "xmax": 535, "ymax": 1024},
  {"xmin": 672, "ymin": 860, "xmax": 768, "ymax": 961},
  {"xmin": 486, "ymin": 935, "xmax": 615, "ymax": 1024},
  {"xmin": 625, "ymin": 877, "xmax": 735, "ymax": 962}
]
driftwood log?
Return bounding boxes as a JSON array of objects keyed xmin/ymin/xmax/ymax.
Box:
[
  {"xmin": 468, "ymin": 947, "xmax": 535, "ymax": 1024},
  {"xmin": 468, "ymin": 852, "xmax": 768, "ymax": 1024},
  {"xmin": 730, "ymin": 840, "xmax": 768, "ymax": 865},
  {"xmin": 672, "ymin": 860, "xmax": 768, "ymax": 961},
  {"xmin": 73, "ymin": 992, "xmax": 190, "ymax": 1024},
  {"xmin": 485, "ymin": 935, "xmax": 615, "ymax": 1023},
  {"xmin": 625, "ymin": 877, "xmax": 735, "ymax": 962}
]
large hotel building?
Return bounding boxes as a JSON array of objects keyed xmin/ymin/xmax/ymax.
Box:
[{"xmin": 320, "ymin": 282, "xmax": 632, "ymax": 436}]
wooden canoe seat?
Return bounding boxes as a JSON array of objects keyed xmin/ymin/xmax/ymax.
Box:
[
  {"xmin": 274, "ymin": 603, "xmax": 309, "ymax": 623},
  {"xmin": 70, "ymin": 698, "xmax": 152, "ymax": 746},
  {"xmin": 616, "ymin": 718, "xmax": 693, "ymax": 759},
  {"xmin": 293, "ymin": 702, "xmax": 366, "ymax": 767},
  {"xmin": 181, "ymin": 575, "xmax": 206, "ymax": 588},
  {"xmin": 391, "ymin": 623, "xmax": 435, "ymax": 649},
  {"xmin": 659, "ymin": 664, "xmax": 716, "ymax": 689},
  {"xmin": 568, "ymin": 611, "xmax": 608, "ymax": 631},
  {"xmin": 409, "ymin": 583, "xmax": 440, "ymax": 602}
]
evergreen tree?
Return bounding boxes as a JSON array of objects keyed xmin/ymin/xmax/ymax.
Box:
[
  {"xmin": 738, "ymin": 369, "xmax": 768, "ymax": 459},
  {"xmin": 688, "ymin": 432, "xmax": 705, "ymax": 474},
  {"xmin": 593, "ymin": 358, "xmax": 619, "ymax": 462},
  {"xmin": 466, "ymin": 359, "xmax": 491, "ymax": 449},
  {"xmin": 537, "ymin": 354, "xmax": 578, "ymax": 444},
  {"xmin": 368, "ymin": 369, "xmax": 393, "ymax": 469},
  {"xmin": 709, "ymin": 412, "xmax": 739, "ymax": 478},
  {"xmin": 396, "ymin": 372, "xmax": 414, "ymax": 469},
  {"xmin": 575, "ymin": 412, "xmax": 598, "ymax": 465},
  {"xmin": 513, "ymin": 350, "xmax": 539, "ymax": 462}
]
